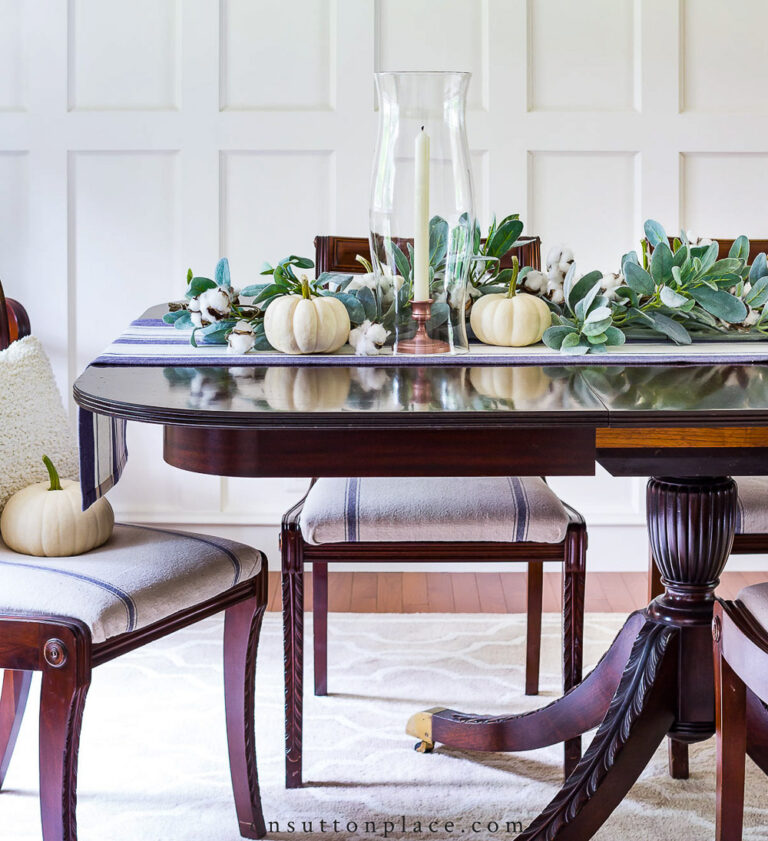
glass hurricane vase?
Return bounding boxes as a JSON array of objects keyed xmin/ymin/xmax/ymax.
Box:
[{"xmin": 369, "ymin": 71, "xmax": 475, "ymax": 354}]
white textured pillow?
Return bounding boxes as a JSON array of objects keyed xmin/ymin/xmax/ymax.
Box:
[{"xmin": 0, "ymin": 336, "xmax": 79, "ymax": 513}]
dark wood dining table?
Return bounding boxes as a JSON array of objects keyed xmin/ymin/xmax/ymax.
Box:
[{"xmin": 74, "ymin": 359, "xmax": 768, "ymax": 840}]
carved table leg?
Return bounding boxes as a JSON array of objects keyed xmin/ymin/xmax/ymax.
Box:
[
  {"xmin": 282, "ymin": 527, "xmax": 305, "ymax": 789},
  {"xmin": 410, "ymin": 476, "xmax": 737, "ymax": 840},
  {"xmin": 406, "ymin": 611, "xmax": 644, "ymax": 756}
]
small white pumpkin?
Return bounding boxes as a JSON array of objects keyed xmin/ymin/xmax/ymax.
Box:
[
  {"xmin": 470, "ymin": 259, "xmax": 551, "ymax": 347},
  {"xmin": 0, "ymin": 456, "xmax": 114, "ymax": 557},
  {"xmin": 264, "ymin": 277, "xmax": 350, "ymax": 354}
]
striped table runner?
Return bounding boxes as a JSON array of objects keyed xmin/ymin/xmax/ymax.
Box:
[{"xmin": 79, "ymin": 313, "xmax": 768, "ymax": 509}]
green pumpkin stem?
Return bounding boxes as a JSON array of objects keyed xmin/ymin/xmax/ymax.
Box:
[
  {"xmin": 42, "ymin": 455, "xmax": 63, "ymax": 491},
  {"xmin": 355, "ymin": 254, "xmax": 373, "ymax": 274},
  {"xmin": 505, "ymin": 256, "xmax": 520, "ymax": 299},
  {"xmin": 300, "ymin": 275, "xmax": 312, "ymax": 299}
]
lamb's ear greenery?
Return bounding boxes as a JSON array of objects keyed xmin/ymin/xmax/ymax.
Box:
[
  {"xmin": 541, "ymin": 218, "xmax": 767, "ymax": 354},
  {"xmin": 166, "ymin": 218, "xmax": 768, "ymax": 356}
]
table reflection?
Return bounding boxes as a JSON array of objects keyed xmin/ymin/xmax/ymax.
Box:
[
  {"xmin": 160, "ymin": 363, "xmax": 606, "ymax": 414},
  {"xmin": 580, "ymin": 364, "xmax": 768, "ymax": 413}
]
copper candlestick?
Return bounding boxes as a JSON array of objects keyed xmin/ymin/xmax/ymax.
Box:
[{"xmin": 397, "ymin": 299, "xmax": 450, "ymax": 355}]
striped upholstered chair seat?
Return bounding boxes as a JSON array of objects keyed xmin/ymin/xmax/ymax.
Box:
[
  {"xmin": 0, "ymin": 525, "xmax": 263, "ymax": 643},
  {"xmin": 299, "ymin": 476, "xmax": 571, "ymax": 545},
  {"xmin": 735, "ymin": 477, "xmax": 768, "ymax": 534}
]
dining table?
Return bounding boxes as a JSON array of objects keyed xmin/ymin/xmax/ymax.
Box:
[{"xmin": 73, "ymin": 317, "xmax": 768, "ymax": 840}]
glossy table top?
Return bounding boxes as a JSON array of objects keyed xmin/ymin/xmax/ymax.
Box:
[{"xmin": 74, "ymin": 360, "xmax": 768, "ymax": 430}]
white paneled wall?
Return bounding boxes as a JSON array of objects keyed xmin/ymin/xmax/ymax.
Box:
[{"xmin": 3, "ymin": 0, "xmax": 768, "ymax": 571}]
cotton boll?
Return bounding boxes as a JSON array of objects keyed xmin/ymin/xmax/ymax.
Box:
[
  {"xmin": 349, "ymin": 320, "xmax": 390, "ymax": 356},
  {"xmin": 744, "ymin": 308, "xmax": 760, "ymax": 327},
  {"xmin": 521, "ymin": 269, "xmax": 548, "ymax": 295},
  {"xmin": 193, "ymin": 286, "xmax": 236, "ymax": 326},
  {"xmin": 545, "ymin": 278, "xmax": 565, "ymax": 305},
  {"xmin": 600, "ymin": 271, "xmax": 625, "ymax": 301},
  {"xmin": 546, "ymin": 245, "xmax": 575, "ymax": 276},
  {"xmin": 685, "ymin": 231, "xmax": 713, "ymax": 247},
  {"xmin": 227, "ymin": 320, "xmax": 256, "ymax": 354}
]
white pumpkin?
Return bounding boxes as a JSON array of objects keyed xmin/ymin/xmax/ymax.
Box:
[
  {"xmin": 471, "ymin": 290, "xmax": 551, "ymax": 347},
  {"xmin": 264, "ymin": 279, "xmax": 350, "ymax": 354},
  {"xmin": 0, "ymin": 456, "xmax": 114, "ymax": 557},
  {"xmin": 263, "ymin": 367, "xmax": 351, "ymax": 411}
]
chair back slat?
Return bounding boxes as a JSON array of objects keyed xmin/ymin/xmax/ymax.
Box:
[
  {"xmin": 0, "ymin": 280, "xmax": 31, "ymax": 350},
  {"xmin": 314, "ymin": 235, "xmax": 542, "ymax": 275},
  {"xmin": 0, "ymin": 281, "xmax": 9, "ymax": 351}
]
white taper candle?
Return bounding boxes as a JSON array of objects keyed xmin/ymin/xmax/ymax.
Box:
[{"xmin": 413, "ymin": 126, "xmax": 431, "ymax": 301}]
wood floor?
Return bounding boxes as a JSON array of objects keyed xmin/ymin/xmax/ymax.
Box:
[{"xmin": 265, "ymin": 570, "xmax": 767, "ymax": 613}]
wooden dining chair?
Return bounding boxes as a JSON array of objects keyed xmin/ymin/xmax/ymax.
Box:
[
  {"xmin": 280, "ymin": 234, "xmax": 586, "ymax": 789},
  {"xmin": 645, "ymin": 236, "xmax": 768, "ymax": 780},
  {"xmin": 0, "ymin": 281, "xmax": 269, "ymax": 841},
  {"xmin": 712, "ymin": 588, "xmax": 768, "ymax": 840}
]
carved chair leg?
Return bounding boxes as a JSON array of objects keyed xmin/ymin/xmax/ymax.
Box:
[
  {"xmin": 39, "ymin": 643, "xmax": 90, "ymax": 841},
  {"xmin": 525, "ymin": 562, "xmax": 543, "ymax": 697},
  {"xmin": 224, "ymin": 583, "xmax": 268, "ymax": 839},
  {"xmin": 714, "ymin": 616, "xmax": 747, "ymax": 841},
  {"xmin": 562, "ymin": 523, "xmax": 586, "ymax": 777},
  {"xmin": 0, "ymin": 669, "xmax": 33, "ymax": 789},
  {"xmin": 313, "ymin": 562, "xmax": 329, "ymax": 697},
  {"xmin": 282, "ymin": 528, "xmax": 305, "ymax": 788}
]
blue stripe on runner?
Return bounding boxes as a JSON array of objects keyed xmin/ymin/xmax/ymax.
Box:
[
  {"xmin": 0, "ymin": 557, "xmax": 137, "ymax": 632},
  {"xmin": 130, "ymin": 318, "xmax": 168, "ymax": 326},
  {"xmin": 114, "ymin": 337, "xmax": 192, "ymax": 345},
  {"xmin": 78, "ymin": 408, "xmax": 98, "ymax": 509},
  {"xmin": 120, "ymin": 523, "xmax": 244, "ymax": 585},
  {"xmin": 507, "ymin": 477, "xmax": 529, "ymax": 541}
]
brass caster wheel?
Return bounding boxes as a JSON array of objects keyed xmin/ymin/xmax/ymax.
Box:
[{"xmin": 414, "ymin": 739, "xmax": 434, "ymax": 754}]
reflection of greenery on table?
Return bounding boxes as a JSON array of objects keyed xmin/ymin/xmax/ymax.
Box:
[{"xmin": 578, "ymin": 365, "xmax": 768, "ymax": 412}]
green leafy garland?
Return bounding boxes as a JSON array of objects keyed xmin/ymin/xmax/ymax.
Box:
[
  {"xmin": 543, "ymin": 220, "xmax": 768, "ymax": 355},
  {"xmin": 164, "ymin": 215, "xmax": 530, "ymax": 350},
  {"xmin": 164, "ymin": 217, "xmax": 768, "ymax": 356}
]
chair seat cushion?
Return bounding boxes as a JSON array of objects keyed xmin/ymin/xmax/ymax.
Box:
[
  {"xmin": 299, "ymin": 477, "xmax": 571, "ymax": 545},
  {"xmin": 736, "ymin": 477, "xmax": 768, "ymax": 534},
  {"xmin": 738, "ymin": 582, "xmax": 768, "ymax": 626},
  {"xmin": 0, "ymin": 524, "xmax": 263, "ymax": 643}
]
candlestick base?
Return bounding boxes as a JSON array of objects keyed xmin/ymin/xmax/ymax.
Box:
[{"xmin": 397, "ymin": 300, "xmax": 450, "ymax": 355}]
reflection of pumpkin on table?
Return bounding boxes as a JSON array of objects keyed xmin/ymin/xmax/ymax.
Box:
[
  {"xmin": 263, "ymin": 367, "xmax": 351, "ymax": 412},
  {"xmin": 469, "ymin": 367, "xmax": 551, "ymax": 407}
]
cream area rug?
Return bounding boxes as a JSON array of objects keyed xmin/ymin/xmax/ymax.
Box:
[{"xmin": 1, "ymin": 612, "xmax": 767, "ymax": 840}]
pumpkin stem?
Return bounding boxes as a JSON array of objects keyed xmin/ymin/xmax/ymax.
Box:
[
  {"xmin": 505, "ymin": 257, "xmax": 520, "ymax": 299},
  {"xmin": 300, "ymin": 275, "xmax": 312, "ymax": 299},
  {"xmin": 355, "ymin": 254, "xmax": 373, "ymax": 274},
  {"xmin": 42, "ymin": 455, "xmax": 63, "ymax": 491}
]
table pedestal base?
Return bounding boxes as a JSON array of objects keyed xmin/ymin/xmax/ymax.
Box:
[{"xmin": 407, "ymin": 476, "xmax": 737, "ymax": 840}]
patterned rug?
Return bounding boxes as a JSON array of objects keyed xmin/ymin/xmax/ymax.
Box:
[{"xmin": 2, "ymin": 612, "xmax": 767, "ymax": 840}]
